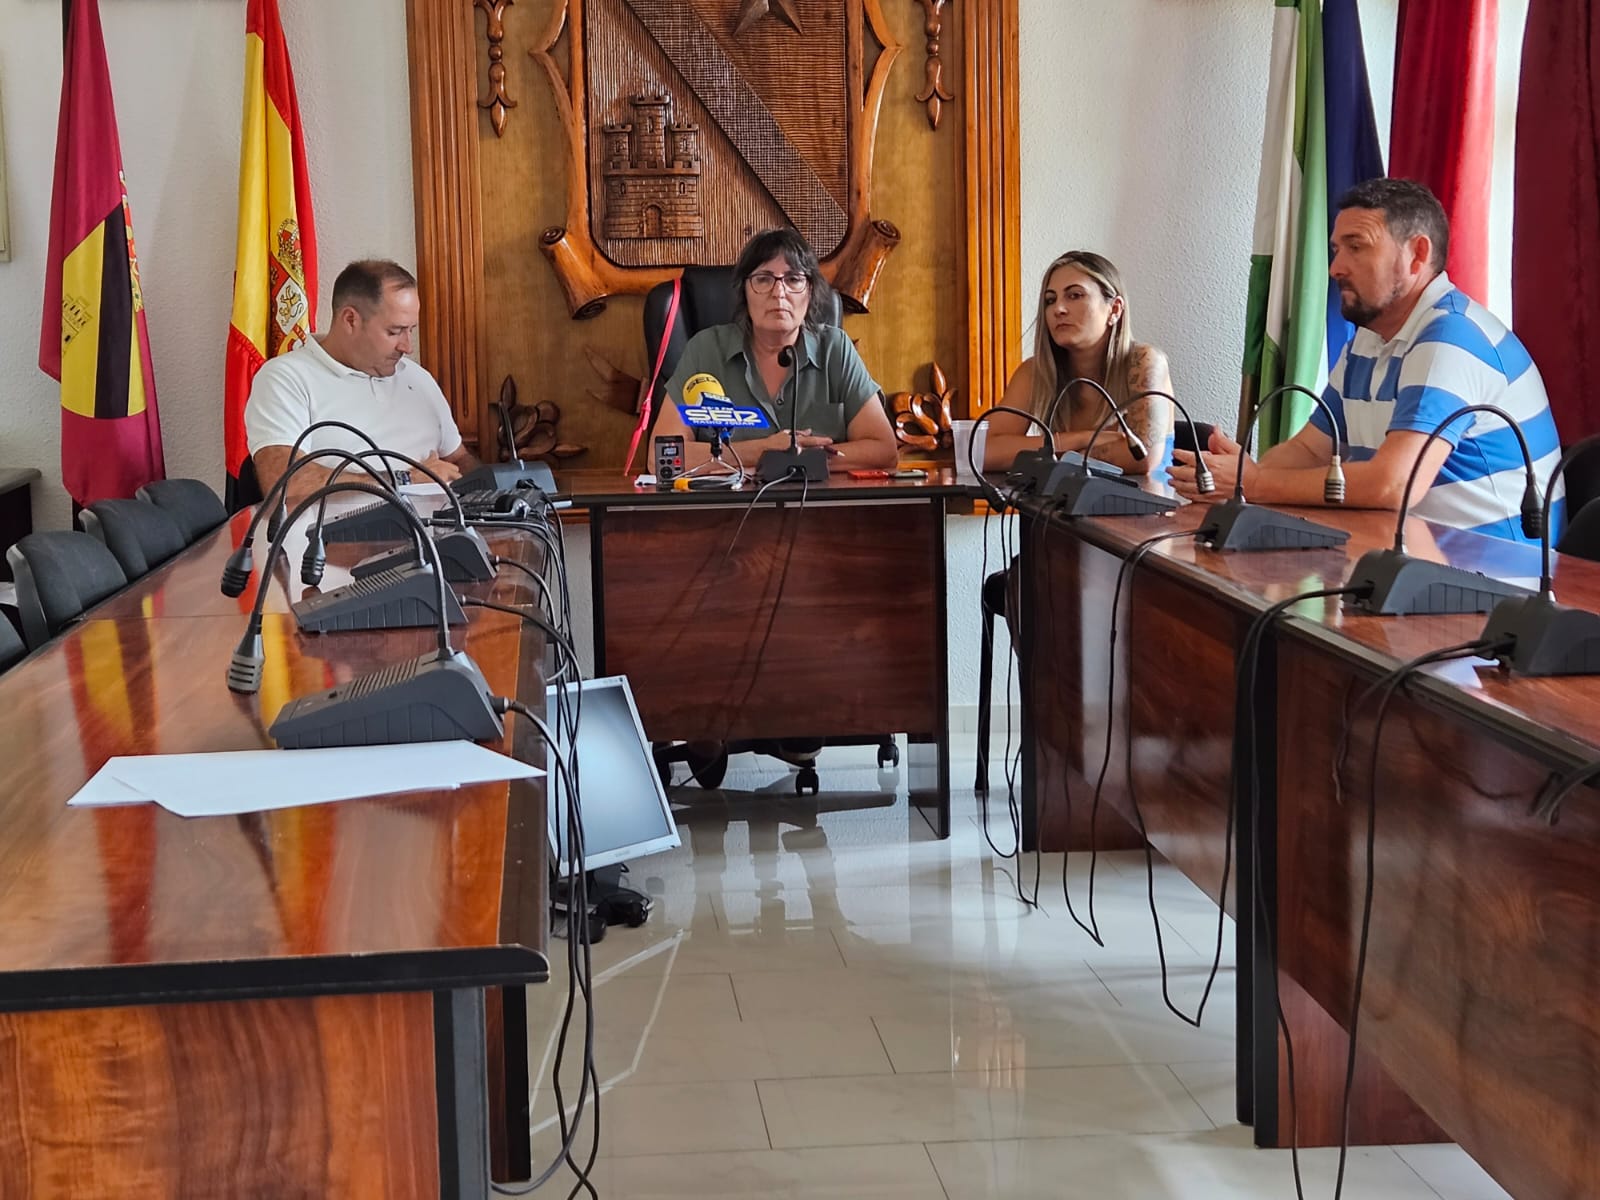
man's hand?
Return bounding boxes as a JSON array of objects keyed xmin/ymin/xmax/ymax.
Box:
[
  {"xmin": 417, "ymin": 453, "xmax": 462, "ymax": 484},
  {"xmin": 1172, "ymin": 428, "xmax": 1255, "ymax": 503},
  {"xmin": 796, "ymin": 429, "xmax": 834, "ymax": 450}
]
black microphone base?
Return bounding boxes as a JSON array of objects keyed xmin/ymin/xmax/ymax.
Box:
[
  {"xmin": 1480, "ymin": 594, "xmax": 1600, "ymax": 676},
  {"xmin": 1045, "ymin": 472, "xmax": 1179, "ymax": 518},
  {"xmin": 1345, "ymin": 548, "xmax": 1531, "ymax": 616},
  {"xmin": 293, "ymin": 564, "xmax": 468, "ymax": 632},
  {"xmin": 1007, "ymin": 449, "xmax": 1124, "ymax": 494},
  {"xmin": 1195, "ymin": 499, "xmax": 1351, "ymax": 551},
  {"xmin": 269, "ymin": 649, "xmax": 504, "ymax": 748},
  {"xmin": 756, "ymin": 446, "xmax": 830, "ymax": 484},
  {"xmin": 350, "ymin": 528, "xmax": 496, "ymax": 584},
  {"xmin": 452, "ymin": 461, "xmax": 557, "ymax": 497},
  {"xmin": 323, "ymin": 500, "xmax": 416, "ymax": 544}
]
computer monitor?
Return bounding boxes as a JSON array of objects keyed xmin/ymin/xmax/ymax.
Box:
[{"xmin": 545, "ymin": 675, "xmax": 680, "ymax": 872}]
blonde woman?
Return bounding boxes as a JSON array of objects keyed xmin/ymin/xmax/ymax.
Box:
[{"xmin": 982, "ymin": 251, "xmax": 1174, "ymax": 474}]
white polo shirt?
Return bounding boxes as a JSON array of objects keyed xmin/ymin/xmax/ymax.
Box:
[{"xmin": 244, "ymin": 336, "xmax": 463, "ymax": 475}]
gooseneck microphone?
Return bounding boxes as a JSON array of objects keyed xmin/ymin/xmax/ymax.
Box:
[
  {"xmin": 262, "ymin": 420, "xmax": 394, "ymax": 543},
  {"xmin": 1346, "ymin": 403, "xmax": 1542, "ymax": 616},
  {"xmin": 756, "ymin": 341, "xmax": 829, "ymax": 484},
  {"xmin": 1480, "ymin": 431, "xmax": 1600, "ymax": 674},
  {"xmin": 222, "ymin": 445, "xmax": 405, "ymax": 599},
  {"xmin": 228, "ymin": 480, "xmax": 503, "ymax": 748},
  {"xmin": 1128, "ymin": 389, "xmax": 1213, "ymax": 495},
  {"xmin": 1193, "ymin": 383, "xmax": 1351, "ymax": 552},
  {"xmin": 1021, "ymin": 378, "xmax": 1178, "ymax": 518},
  {"xmin": 1070, "ymin": 377, "xmax": 1148, "ymax": 464}
]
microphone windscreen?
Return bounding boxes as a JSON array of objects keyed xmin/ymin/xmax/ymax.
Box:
[
  {"xmin": 777, "ymin": 346, "xmax": 795, "ymax": 369},
  {"xmin": 683, "ymin": 372, "xmax": 728, "ymax": 406}
]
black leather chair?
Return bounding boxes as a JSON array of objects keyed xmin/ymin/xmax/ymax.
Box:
[
  {"xmin": 81, "ymin": 498, "xmax": 189, "ymax": 581},
  {"xmin": 0, "ymin": 613, "xmax": 25, "ymax": 674},
  {"xmin": 6, "ymin": 531, "xmax": 128, "ymax": 649},
  {"xmin": 642, "ymin": 265, "xmax": 844, "ymax": 426},
  {"xmin": 135, "ymin": 478, "xmax": 228, "ymax": 544},
  {"xmin": 1557, "ymin": 497, "xmax": 1600, "ymax": 563}
]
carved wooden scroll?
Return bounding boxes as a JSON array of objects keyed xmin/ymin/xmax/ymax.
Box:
[
  {"xmin": 963, "ymin": 0, "xmax": 1022, "ymax": 413},
  {"xmin": 914, "ymin": 0, "xmax": 953, "ymax": 130},
  {"xmin": 890, "ymin": 362, "xmax": 957, "ymax": 449},
  {"xmin": 474, "ymin": 0, "xmax": 517, "ymax": 137},
  {"xmin": 533, "ymin": 0, "xmax": 904, "ymax": 318}
]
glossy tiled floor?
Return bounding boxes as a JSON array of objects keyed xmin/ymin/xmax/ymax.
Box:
[{"xmin": 522, "ymin": 748, "xmax": 1513, "ymax": 1199}]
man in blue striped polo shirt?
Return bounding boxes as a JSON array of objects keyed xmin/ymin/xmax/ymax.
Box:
[{"xmin": 1173, "ymin": 178, "xmax": 1560, "ymax": 544}]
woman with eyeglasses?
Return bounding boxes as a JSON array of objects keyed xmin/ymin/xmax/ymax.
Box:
[
  {"xmin": 981, "ymin": 250, "xmax": 1174, "ymax": 475},
  {"xmin": 657, "ymin": 229, "xmax": 900, "ymax": 473}
]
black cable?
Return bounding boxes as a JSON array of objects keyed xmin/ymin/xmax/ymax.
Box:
[
  {"xmin": 1328, "ymin": 636, "xmax": 1504, "ymax": 1200},
  {"xmin": 1235, "ymin": 585, "xmax": 1366, "ymax": 1200},
  {"xmin": 724, "ymin": 474, "xmax": 809, "ymax": 741},
  {"xmin": 490, "ymin": 695, "xmax": 599, "ymax": 1197},
  {"xmin": 1532, "ymin": 757, "xmax": 1600, "ymax": 824},
  {"xmin": 494, "ymin": 556, "xmax": 556, "ymax": 620},
  {"xmin": 1084, "ymin": 528, "xmax": 1207, "ymax": 1017},
  {"xmin": 463, "ymin": 598, "xmax": 582, "ymax": 684}
]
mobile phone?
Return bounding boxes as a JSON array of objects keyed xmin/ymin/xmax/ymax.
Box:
[
  {"xmin": 848, "ymin": 469, "xmax": 893, "ymax": 480},
  {"xmin": 893, "ymin": 468, "xmax": 928, "ymax": 481}
]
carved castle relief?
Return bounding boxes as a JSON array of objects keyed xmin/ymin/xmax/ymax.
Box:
[{"xmin": 600, "ymin": 94, "xmax": 703, "ymax": 241}]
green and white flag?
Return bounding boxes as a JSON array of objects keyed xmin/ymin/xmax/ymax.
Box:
[{"xmin": 1241, "ymin": 0, "xmax": 1329, "ymax": 449}]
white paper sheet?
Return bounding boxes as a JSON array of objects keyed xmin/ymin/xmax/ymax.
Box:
[{"xmin": 67, "ymin": 742, "xmax": 542, "ymax": 818}]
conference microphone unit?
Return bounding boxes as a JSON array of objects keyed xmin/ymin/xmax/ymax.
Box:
[
  {"xmin": 293, "ymin": 563, "xmax": 468, "ymax": 632},
  {"xmin": 1347, "ymin": 403, "xmax": 1540, "ymax": 616},
  {"xmin": 268, "ymin": 649, "xmax": 503, "ymax": 748},
  {"xmin": 1034, "ymin": 378, "xmax": 1178, "ymax": 517},
  {"xmin": 1194, "ymin": 383, "xmax": 1349, "ymax": 552},
  {"xmin": 757, "ymin": 345, "xmax": 829, "ymax": 484},
  {"xmin": 1479, "ymin": 431, "xmax": 1600, "ymax": 675},
  {"xmin": 350, "ymin": 525, "xmax": 495, "ymax": 584},
  {"xmin": 455, "ymin": 400, "xmax": 559, "ymax": 496},
  {"xmin": 322, "ymin": 498, "xmax": 417, "ymax": 544}
]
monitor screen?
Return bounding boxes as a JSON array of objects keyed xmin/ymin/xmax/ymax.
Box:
[{"xmin": 545, "ymin": 675, "xmax": 680, "ymax": 872}]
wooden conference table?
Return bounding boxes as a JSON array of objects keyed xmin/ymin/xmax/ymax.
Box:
[
  {"xmin": 0, "ymin": 507, "xmax": 549, "ymax": 1199},
  {"xmin": 1019, "ymin": 491, "xmax": 1600, "ymax": 1200},
  {"xmin": 559, "ymin": 468, "xmax": 966, "ymax": 838}
]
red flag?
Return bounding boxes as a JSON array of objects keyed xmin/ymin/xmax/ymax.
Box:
[
  {"xmin": 39, "ymin": 0, "xmax": 165, "ymax": 506},
  {"xmin": 225, "ymin": 0, "xmax": 317, "ymax": 510},
  {"xmin": 1388, "ymin": 0, "xmax": 1498, "ymax": 305}
]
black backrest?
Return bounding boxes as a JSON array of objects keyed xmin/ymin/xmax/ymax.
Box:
[
  {"xmin": 82, "ymin": 498, "xmax": 188, "ymax": 580},
  {"xmin": 641, "ymin": 266, "xmax": 844, "ymax": 422},
  {"xmin": 5, "ymin": 531, "xmax": 129, "ymax": 649},
  {"xmin": 1557, "ymin": 496, "xmax": 1600, "ymax": 563},
  {"xmin": 135, "ymin": 478, "xmax": 228, "ymax": 544},
  {"xmin": 0, "ymin": 612, "xmax": 25, "ymax": 674}
]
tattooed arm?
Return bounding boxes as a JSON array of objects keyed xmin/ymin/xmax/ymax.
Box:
[{"xmin": 1058, "ymin": 345, "xmax": 1175, "ymax": 475}]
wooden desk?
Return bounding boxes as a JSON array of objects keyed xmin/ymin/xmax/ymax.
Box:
[
  {"xmin": 0, "ymin": 510, "xmax": 549, "ymax": 1199},
  {"xmin": 560, "ymin": 468, "xmax": 962, "ymax": 837},
  {"xmin": 1020, "ymin": 496, "xmax": 1600, "ymax": 1199}
]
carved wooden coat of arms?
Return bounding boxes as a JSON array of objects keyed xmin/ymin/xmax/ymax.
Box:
[{"xmin": 533, "ymin": 0, "xmax": 902, "ymax": 317}]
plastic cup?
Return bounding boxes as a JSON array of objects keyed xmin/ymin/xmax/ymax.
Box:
[{"xmin": 952, "ymin": 419, "xmax": 987, "ymax": 483}]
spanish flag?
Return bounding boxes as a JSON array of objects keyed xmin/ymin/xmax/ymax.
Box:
[
  {"xmin": 224, "ymin": 0, "xmax": 317, "ymax": 510},
  {"xmin": 39, "ymin": 0, "xmax": 165, "ymax": 507}
]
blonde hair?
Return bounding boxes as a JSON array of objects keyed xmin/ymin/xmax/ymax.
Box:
[{"xmin": 1028, "ymin": 251, "xmax": 1135, "ymax": 431}]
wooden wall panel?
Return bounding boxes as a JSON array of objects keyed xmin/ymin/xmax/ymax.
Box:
[
  {"xmin": 408, "ymin": 0, "xmax": 493, "ymax": 455},
  {"xmin": 0, "ymin": 993, "xmax": 438, "ymax": 1199},
  {"xmin": 412, "ymin": 0, "xmax": 1013, "ymax": 468}
]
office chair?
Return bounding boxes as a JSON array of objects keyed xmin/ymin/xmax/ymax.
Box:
[
  {"xmin": 0, "ymin": 613, "xmax": 25, "ymax": 674},
  {"xmin": 6, "ymin": 531, "xmax": 129, "ymax": 649},
  {"xmin": 1557, "ymin": 497, "xmax": 1600, "ymax": 563},
  {"xmin": 135, "ymin": 478, "xmax": 228, "ymax": 544},
  {"xmin": 642, "ymin": 266, "xmax": 886, "ymax": 795},
  {"xmin": 81, "ymin": 499, "xmax": 188, "ymax": 581}
]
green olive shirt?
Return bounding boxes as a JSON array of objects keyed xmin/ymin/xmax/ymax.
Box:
[{"xmin": 664, "ymin": 323, "xmax": 882, "ymax": 442}]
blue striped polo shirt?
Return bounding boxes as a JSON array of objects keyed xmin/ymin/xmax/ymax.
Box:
[{"xmin": 1310, "ymin": 273, "xmax": 1562, "ymax": 544}]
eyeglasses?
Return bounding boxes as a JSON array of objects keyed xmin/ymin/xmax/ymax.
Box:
[{"xmin": 746, "ymin": 271, "xmax": 810, "ymax": 295}]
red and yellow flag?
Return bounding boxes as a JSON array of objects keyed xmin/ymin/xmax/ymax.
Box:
[
  {"xmin": 224, "ymin": 0, "xmax": 317, "ymax": 508},
  {"xmin": 39, "ymin": 0, "xmax": 165, "ymax": 507}
]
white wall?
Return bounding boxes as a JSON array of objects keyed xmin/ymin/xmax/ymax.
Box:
[
  {"xmin": 0, "ymin": 0, "xmax": 414, "ymax": 532},
  {"xmin": 1017, "ymin": 0, "xmax": 1274, "ymax": 433}
]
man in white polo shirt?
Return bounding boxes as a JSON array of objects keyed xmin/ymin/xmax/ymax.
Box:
[
  {"xmin": 1172, "ymin": 179, "xmax": 1561, "ymax": 545},
  {"xmin": 246, "ymin": 259, "xmax": 478, "ymax": 504}
]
